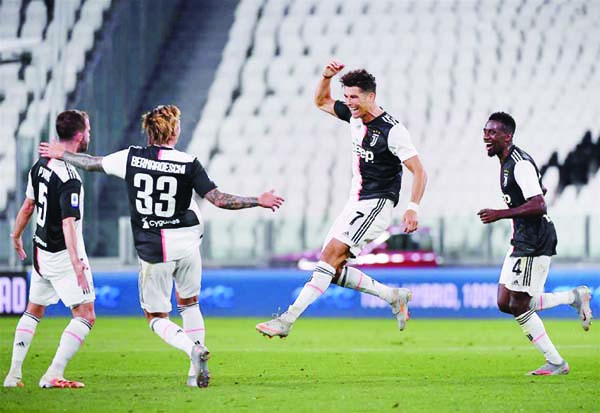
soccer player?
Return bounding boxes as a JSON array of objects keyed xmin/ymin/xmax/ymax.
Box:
[
  {"xmin": 4, "ymin": 111, "xmax": 96, "ymax": 389},
  {"xmin": 256, "ymin": 60, "xmax": 427, "ymax": 338},
  {"xmin": 40, "ymin": 104, "xmax": 284, "ymax": 388},
  {"xmin": 477, "ymin": 112, "xmax": 592, "ymax": 376}
]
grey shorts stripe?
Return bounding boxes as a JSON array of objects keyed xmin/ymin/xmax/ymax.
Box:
[
  {"xmin": 524, "ymin": 257, "xmax": 534, "ymax": 287},
  {"xmin": 351, "ymin": 199, "xmax": 386, "ymax": 243}
]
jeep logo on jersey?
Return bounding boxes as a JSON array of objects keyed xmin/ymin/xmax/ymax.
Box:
[
  {"xmin": 70, "ymin": 193, "xmax": 79, "ymax": 208},
  {"xmin": 141, "ymin": 216, "xmax": 181, "ymax": 229},
  {"xmin": 502, "ymin": 193, "xmax": 512, "ymax": 205},
  {"xmin": 352, "ymin": 141, "xmax": 374, "ymax": 163}
]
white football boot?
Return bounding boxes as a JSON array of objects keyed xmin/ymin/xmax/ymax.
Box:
[
  {"xmin": 256, "ymin": 315, "xmax": 293, "ymax": 338},
  {"xmin": 390, "ymin": 288, "xmax": 412, "ymax": 331},
  {"xmin": 190, "ymin": 344, "xmax": 210, "ymax": 388},
  {"xmin": 571, "ymin": 285, "xmax": 592, "ymax": 331}
]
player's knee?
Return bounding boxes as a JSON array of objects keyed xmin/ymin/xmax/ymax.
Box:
[
  {"xmin": 76, "ymin": 311, "xmax": 96, "ymax": 327},
  {"xmin": 497, "ymin": 299, "xmax": 511, "ymax": 314},
  {"xmin": 177, "ymin": 295, "xmax": 198, "ymax": 306},
  {"xmin": 73, "ymin": 303, "xmax": 96, "ymax": 326},
  {"xmin": 26, "ymin": 302, "xmax": 46, "ymax": 319},
  {"xmin": 508, "ymin": 299, "xmax": 529, "ymax": 317},
  {"xmin": 320, "ymin": 241, "xmax": 350, "ymax": 269},
  {"xmin": 84, "ymin": 314, "xmax": 96, "ymax": 326}
]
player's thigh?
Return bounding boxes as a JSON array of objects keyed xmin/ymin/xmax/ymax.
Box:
[
  {"xmin": 173, "ymin": 249, "xmax": 202, "ymax": 300},
  {"xmin": 49, "ymin": 260, "xmax": 95, "ymax": 308},
  {"xmin": 28, "ymin": 267, "xmax": 60, "ymax": 307},
  {"xmin": 35, "ymin": 250, "xmax": 95, "ymax": 308},
  {"xmin": 500, "ymin": 255, "xmax": 550, "ymax": 296},
  {"xmin": 323, "ymin": 198, "xmax": 393, "ymax": 258},
  {"xmin": 138, "ymin": 258, "xmax": 177, "ymax": 313}
]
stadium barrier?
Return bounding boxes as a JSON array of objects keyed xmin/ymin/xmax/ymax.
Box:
[{"xmin": 31, "ymin": 268, "xmax": 600, "ymax": 319}]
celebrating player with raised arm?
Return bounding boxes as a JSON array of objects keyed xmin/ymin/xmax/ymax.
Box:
[
  {"xmin": 40, "ymin": 104, "xmax": 284, "ymax": 388},
  {"xmin": 256, "ymin": 60, "xmax": 427, "ymax": 338},
  {"xmin": 4, "ymin": 111, "xmax": 96, "ymax": 389},
  {"xmin": 478, "ymin": 112, "xmax": 592, "ymax": 376}
]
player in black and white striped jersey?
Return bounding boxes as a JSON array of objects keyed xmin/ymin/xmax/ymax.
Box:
[
  {"xmin": 478, "ymin": 112, "xmax": 592, "ymax": 376},
  {"xmin": 40, "ymin": 105, "xmax": 284, "ymax": 388},
  {"xmin": 256, "ymin": 60, "xmax": 428, "ymax": 338},
  {"xmin": 4, "ymin": 111, "xmax": 96, "ymax": 389}
]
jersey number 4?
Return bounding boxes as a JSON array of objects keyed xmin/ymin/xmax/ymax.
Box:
[{"xmin": 134, "ymin": 173, "xmax": 177, "ymax": 217}]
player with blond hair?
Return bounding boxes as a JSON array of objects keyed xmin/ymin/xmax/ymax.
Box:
[{"xmin": 40, "ymin": 104, "xmax": 284, "ymax": 388}]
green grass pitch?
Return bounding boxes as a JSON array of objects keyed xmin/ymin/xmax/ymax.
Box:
[{"xmin": 1, "ymin": 317, "xmax": 598, "ymax": 412}]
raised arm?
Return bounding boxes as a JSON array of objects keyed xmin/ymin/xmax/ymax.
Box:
[
  {"xmin": 204, "ymin": 188, "xmax": 284, "ymax": 212},
  {"xmin": 314, "ymin": 60, "xmax": 345, "ymax": 116},
  {"xmin": 402, "ymin": 155, "xmax": 428, "ymax": 233},
  {"xmin": 39, "ymin": 141, "xmax": 105, "ymax": 172}
]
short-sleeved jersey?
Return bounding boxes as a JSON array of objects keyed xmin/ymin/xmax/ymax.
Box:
[
  {"xmin": 102, "ymin": 145, "xmax": 217, "ymax": 263},
  {"xmin": 26, "ymin": 158, "xmax": 84, "ymax": 253},
  {"xmin": 334, "ymin": 101, "xmax": 418, "ymax": 205},
  {"xmin": 500, "ymin": 146, "xmax": 557, "ymax": 257}
]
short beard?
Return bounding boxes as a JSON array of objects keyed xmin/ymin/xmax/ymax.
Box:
[{"xmin": 77, "ymin": 142, "xmax": 88, "ymax": 153}]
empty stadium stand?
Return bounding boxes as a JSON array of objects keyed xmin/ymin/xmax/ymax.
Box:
[{"xmin": 189, "ymin": 0, "xmax": 600, "ymax": 261}]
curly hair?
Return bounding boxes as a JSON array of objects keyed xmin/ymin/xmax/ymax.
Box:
[
  {"xmin": 488, "ymin": 112, "xmax": 516, "ymax": 135},
  {"xmin": 141, "ymin": 105, "xmax": 181, "ymax": 145},
  {"xmin": 340, "ymin": 69, "xmax": 376, "ymax": 93},
  {"xmin": 56, "ymin": 110, "xmax": 88, "ymax": 141}
]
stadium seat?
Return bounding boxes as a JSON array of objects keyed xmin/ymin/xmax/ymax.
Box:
[{"xmin": 183, "ymin": 0, "xmax": 600, "ymax": 261}]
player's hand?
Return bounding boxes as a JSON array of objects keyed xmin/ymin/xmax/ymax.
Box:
[
  {"xmin": 477, "ymin": 208, "xmax": 504, "ymax": 224},
  {"xmin": 402, "ymin": 209, "xmax": 419, "ymax": 233},
  {"xmin": 322, "ymin": 59, "xmax": 345, "ymax": 78},
  {"xmin": 258, "ymin": 190, "xmax": 285, "ymax": 212},
  {"xmin": 75, "ymin": 259, "xmax": 91, "ymax": 295},
  {"xmin": 10, "ymin": 233, "xmax": 27, "ymax": 261},
  {"xmin": 39, "ymin": 139, "xmax": 66, "ymax": 159}
]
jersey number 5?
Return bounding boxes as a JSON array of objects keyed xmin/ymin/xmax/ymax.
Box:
[
  {"xmin": 36, "ymin": 183, "xmax": 48, "ymax": 227},
  {"xmin": 133, "ymin": 173, "xmax": 177, "ymax": 217}
]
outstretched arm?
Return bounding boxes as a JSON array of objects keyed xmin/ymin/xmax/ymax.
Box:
[
  {"xmin": 401, "ymin": 155, "xmax": 428, "ymax": 233},
  {"xmin": 39, "ymin": 141, "xmax": 105, "ymax": 172},
  {"xmin": 204, "ymin": 188, "xmax": 284, "ymax": 212},
  {"xmin": 314, "ymin": 59, "xmax": 345, "ymax": 116}
]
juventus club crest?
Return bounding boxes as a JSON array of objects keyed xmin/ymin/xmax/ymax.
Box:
[{"xmin": 370, "ymin": 130, "xmax": 380, "ymax": 146}]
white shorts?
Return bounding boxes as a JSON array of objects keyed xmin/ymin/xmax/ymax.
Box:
[
  {"xmin": 138, "ymin": 248, "xmax": 202, "ymax": 313},
  {"xmin": 29, "ymin": 247, "xmax": 95, "ymax": 308},
  {"xmin": 499, "ymin": 249, "xmax": 551, "ymax": 295},
  {"xmin": 324, "ymin": 198, "xmax": 394, "ymax": 258}
]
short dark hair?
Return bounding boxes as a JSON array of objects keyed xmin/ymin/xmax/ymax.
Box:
[
  {"xmin": 340, "ymin": 69, "xmax": 376, "ymax": 94},
  {"xmin": 56, "ymin": 110, "xmax": 88, "ymax": 141},
  {"xmin": 488, "ymin": 112, "xmax": 516, "ymax": 135}
]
